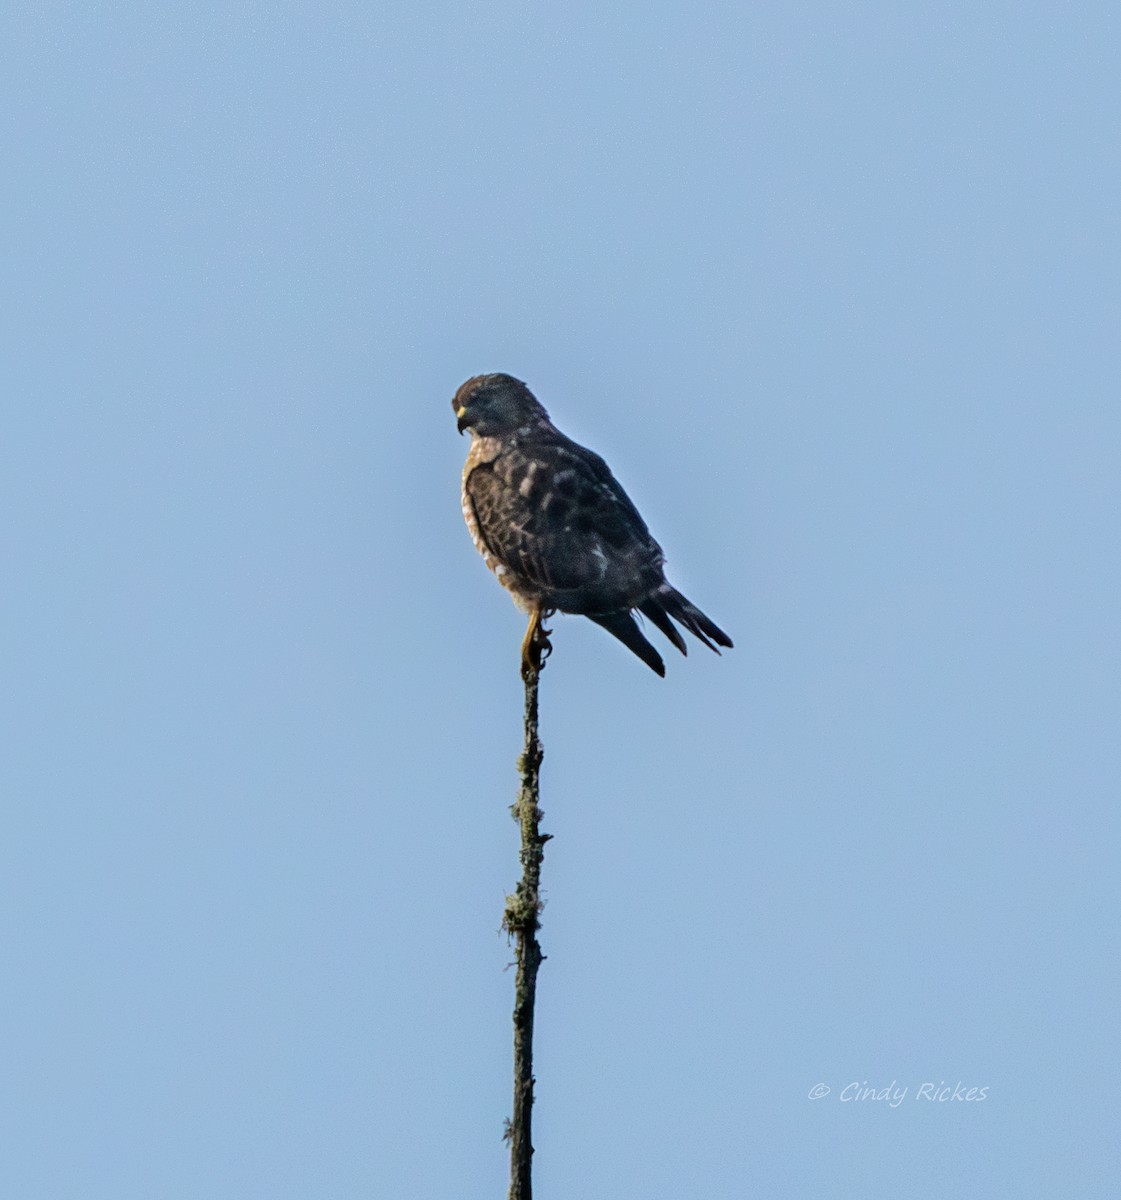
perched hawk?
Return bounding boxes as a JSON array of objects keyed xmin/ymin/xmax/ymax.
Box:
[{"xmin": 454, "ymin": 373, "xmax": 733, "ymax": 677}]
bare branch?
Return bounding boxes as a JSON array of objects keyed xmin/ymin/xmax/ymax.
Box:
[{"xmin": 503, "ymin": 627, "xmax": 551, "ymax": 1200}]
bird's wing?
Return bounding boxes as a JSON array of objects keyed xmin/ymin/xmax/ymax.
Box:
[{"xmin": 466, "ymin": 437, "xmax": 658, "ymax": 594}]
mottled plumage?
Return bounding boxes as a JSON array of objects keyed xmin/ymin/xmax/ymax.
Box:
[{"xmin": 454, "ymin": 373, "xmax": 732, "ymax": 676}]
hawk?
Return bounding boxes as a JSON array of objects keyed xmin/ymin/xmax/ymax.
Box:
[{"xmin": 454, "ymin": 373, "xmax": 733, "ymax": 678}]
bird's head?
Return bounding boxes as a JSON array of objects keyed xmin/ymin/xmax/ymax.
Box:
[{"xmin": 453, "ymin": 373, "xmax": 548, "ymax": 437}]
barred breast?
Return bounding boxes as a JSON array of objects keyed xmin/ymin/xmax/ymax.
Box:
[{"xmin": 461, "ymin": 436, "xmax": 540, "ymax": 615}]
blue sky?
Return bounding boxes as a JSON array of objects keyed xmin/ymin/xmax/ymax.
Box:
[{"xmin": 3, "ymin": 3, "xmax": 1118, "ymax": 1197}]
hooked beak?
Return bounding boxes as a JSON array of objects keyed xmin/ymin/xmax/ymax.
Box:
[{"xmin": 456, "ymin": 405, "xmax": 470, "ymax": 435}]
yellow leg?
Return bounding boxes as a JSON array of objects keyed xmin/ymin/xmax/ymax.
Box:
[{"xmin": 520, "ymin": 606, "xmax": 554, "ymax": 681}]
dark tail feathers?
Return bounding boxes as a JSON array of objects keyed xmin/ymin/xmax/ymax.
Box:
[
  {"xmin": 641, "ymin": 584, "xmax": 733, "ymax": 656},
  {"xmin": 586, "ymin": 610, "xmax": 666, "ymax": 677},
  {"xmin": 589, "ymin": 585, "xmax": 732, "ymax": 676}
]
